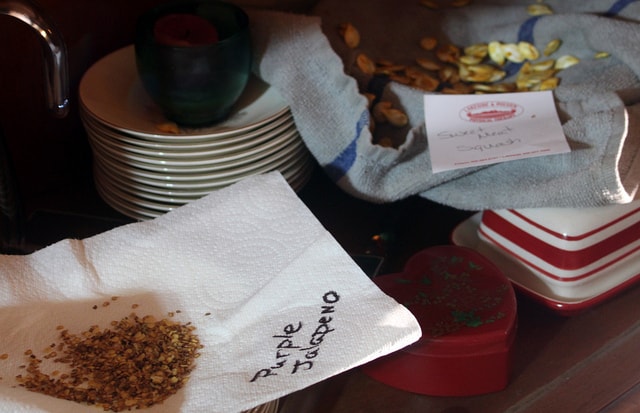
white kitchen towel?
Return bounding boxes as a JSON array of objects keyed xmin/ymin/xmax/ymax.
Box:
[
  {"xmin": 0, "ymin": 172, "xmax": 421, "ymax": 413},
  {"xmin": 247, "ymin": 0, "xmax": 640, "ymax": 210}
]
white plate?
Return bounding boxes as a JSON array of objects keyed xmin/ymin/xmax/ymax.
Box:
[
  {"xmin": 87, "ymin": 124, "xmax": 301, "ymax": 167},
  {"xmin": 91, "ymin": 129, "xmax": 305, "ymax": 184},
  {"xmin": 92, "ymin": 131, "xmax": 304, "ymax": 184},
  {"xmin": 94, "ymin": 170, "xmax": 166, "ymax": 220},
  {"xmin": 95, "ymin": 141, "xmax": 309, "ymax": 191},
  {"xmin": 96, "ymin": 152, "xmax": 313, "ymax": 206},
  {"xmin": 81, "ymin": 107, "xmax": 295, "ymax": 152},
  {"xmin": 95, "ymin": 148, "xmax": 313, "ymax": 200},
  {"xmin": 95, "ymin": 155, "xmax": 313, "ymax": 218},
  {"xmin": 79, "ymin": 45, "xmax": 289, "ymax": 141},
  {"xmin": 87, "ymin": 119, "xmax": 299, "ymax": 162},
  {"xmin": 451, "ymin": 213, "xmax": 640, "ymax": 315}
]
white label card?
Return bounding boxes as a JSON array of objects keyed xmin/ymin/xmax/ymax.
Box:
[{"xmin": 424, "ymin": 90, "xmax": 570, "ymax": 173}]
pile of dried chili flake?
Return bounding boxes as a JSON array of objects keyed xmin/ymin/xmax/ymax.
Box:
[{"xmin": 15, "ymin": 313, "xmax": 202, "ymax": 412}]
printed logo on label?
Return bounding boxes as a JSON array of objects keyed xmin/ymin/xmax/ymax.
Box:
[{"xmin": 460, "ymin": 101, "xmax": 523, "ymax": 123}]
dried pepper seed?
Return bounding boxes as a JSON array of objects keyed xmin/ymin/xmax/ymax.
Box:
[{"xmin": 16, "ymin": 314, "xmax": 202, "ymax": 412}]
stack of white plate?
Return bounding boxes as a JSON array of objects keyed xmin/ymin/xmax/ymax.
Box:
[{"xmin": 79, "ymin": 45, "xmax": 314, "ymax": 220}]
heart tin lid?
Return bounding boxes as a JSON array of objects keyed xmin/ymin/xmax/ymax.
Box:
[{"xmin": 362, "ymin": 245, "xmax": 517, "ymax": 396}]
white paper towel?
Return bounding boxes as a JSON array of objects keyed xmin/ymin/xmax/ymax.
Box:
[{"xmin": 0, "ymin": 172, "xmax": 421, "ymax": 413}]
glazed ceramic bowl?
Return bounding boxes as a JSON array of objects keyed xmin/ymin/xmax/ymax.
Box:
[
  {"xmin": 135, "ymin": 0, "xmax": 251, "ymax": 126},
  {"xmin": 451, "ymin": 201, "xmax": 640, "ymax": 314},
  {"xmin": 478, "ymin": 201, "xmax": 640, "ymax": 282}
]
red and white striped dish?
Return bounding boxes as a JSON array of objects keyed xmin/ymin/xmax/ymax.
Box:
[
  {"xmin": 478, "ymin": 201, "xmax": 640, "ymax": 282},
  {"xmin": 451, "ymin": 207, "xmax": 640, "ymax": 315}
]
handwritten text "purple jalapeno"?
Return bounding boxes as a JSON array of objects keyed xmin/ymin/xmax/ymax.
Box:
[{"xmin": 250, "ymin": 291, "xmax": 339, "ymax": 382}]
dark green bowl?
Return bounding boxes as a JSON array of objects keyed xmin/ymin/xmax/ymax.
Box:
[{"xmin": 135, "ymin": 0, "xmax": 251, "ymax": 127}]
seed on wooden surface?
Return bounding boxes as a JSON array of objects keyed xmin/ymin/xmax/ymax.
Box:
[
  {"xmin": 436, "ymin": 43, "xmax": 461, "ymax": 63},
  {"xmin": 356, "ymin": 53, "xmax": 376, "ymax": 75},
  {"xmin": 420, "ymin": 0, "xmax": 440, "ymax": 9},
  {"xmin": 416, "ymin": 57, "xmax": 443, "ymax": 71},
  {"xmin": 419, "ymin": 36, "xmax": 438, "ymax": 51},
  {"xmin": 338, "ymin": 23, "xmax": 360, "ymax": 49}
]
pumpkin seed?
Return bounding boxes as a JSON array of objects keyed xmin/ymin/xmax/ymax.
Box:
[
  {"xmin": 518, "ymin": 41, "xmax": 540, "ymax": 61},
  {"xmin": 419, "ymin": 37, "xmax": 438, "ymax": 51},
  {"xmin": 537, "ymin": 77, "xmax": 560, "ymax": 91},
  {"xmin": 339, "ymin": 23, "xmax": 360, "ymax": 49},
  {"xmin": 488, "ymin": 41, "xmax": 506, "ymax": 65},
  {"xmin": 416, "ymin": 57, "xmax": 443, "ymax": 71},
  {"xmin": 554, "ymin": 55, "xmax": 580, "ymax": 69},
  {"xmin": 530, "ymin": 59, "xmax": 556, "ymax": 71},
  {"xmin": 527, "ymin": 3, "xmax": 553, "ymax": 16},
  {"xmin": 543, "ymin": 39, "xmax": 562, "ymax": 56},
  {"xmin": 372, "ymin": 101, "xmax": 392, "ymax": 123},
  {"xmin": 459, "ymin": 54, "xmax": 484, "ymax": 65},
  {"xmin": 408, "ymin": 70, "xmax": 440, "ymax": 91},
  {"xmin": 420, "ymin": 0, "xmax": 440, "ymax": 9},
  {"xmin": 451, "ymin": 0, "xmax": 472, "ymax": 7},
  {"xmin": 383, "ymin": 108, "xmax": 409, "ymax": 127},
  {"xmin": 464, "ymin": 43, "xmax": 489, "ymax": 59},
  {"xmin": 502, "ymin": 43, "xmax": 525, "ymax": 63},
  {"xmin": 436, "ymin": 44, "xmax": 461, "ymax": 63},
  {"xmin": 356, "ymin": 53, "xmax": 376, "ymax": 75}
]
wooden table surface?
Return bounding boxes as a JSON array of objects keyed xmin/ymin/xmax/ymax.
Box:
[{"xmin": 277, "ymin": 168, "xmax": 640, "ymax": 413}]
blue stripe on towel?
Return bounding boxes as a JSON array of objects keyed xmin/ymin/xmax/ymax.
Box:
[
  {"xmin": 605, "ymin": 0, "xmax": 639, "ymax": 16},
  {"xmin": 324, "ymin": 109, "xmax": 370, "ymax": 182}
]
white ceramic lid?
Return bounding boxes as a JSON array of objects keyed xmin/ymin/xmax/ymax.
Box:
[{"xmin": 491, "ymin": 201, "xmax": 640, "ymax": 249}]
